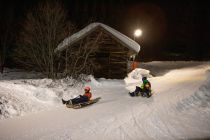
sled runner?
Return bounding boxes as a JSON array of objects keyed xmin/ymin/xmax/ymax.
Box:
[
  {"xmin": 66, "ymin": 97, "xmax": 101, "ymax": 109},
  {"xmin": 129, "ymin": 91, "xmax": 152, "ymax": 98}
]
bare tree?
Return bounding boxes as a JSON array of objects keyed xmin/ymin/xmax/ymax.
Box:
[
  {"xmin": 0, "ymin": 4, "xmax": 14, "ymax": 73},
  {"xmin": 0, "ymin": 23, "xmax": 11, "ymax": 74},
  {"xmin": 59, "ymin": 31, "xmax": 103, "ymax": 78},
  {"xmin": 14, "ymin": 0, "xmax": 74, "ymax": 78}
]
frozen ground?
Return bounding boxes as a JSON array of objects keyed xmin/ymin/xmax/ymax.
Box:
[{"xmin": 0, "ymin": 61, "xmax": 210, "ymax": 140}]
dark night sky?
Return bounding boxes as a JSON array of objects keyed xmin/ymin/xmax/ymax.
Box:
[{"xmin": 1, "ymin": 0, "xmax": 210, "ymax": 61}]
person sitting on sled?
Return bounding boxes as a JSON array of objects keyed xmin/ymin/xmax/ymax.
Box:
[
  {"xmin": 62, "ymin": 86, "xmax": 92, "ymax": 105},
  {"xmin": 129, "ymin": 77, "xmax": 152, "ymax": 97}
]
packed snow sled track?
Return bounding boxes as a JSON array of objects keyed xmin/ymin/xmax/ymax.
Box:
[{"xmin": 0, "ymin": 62, "xmax": 210, "ymax": 140}]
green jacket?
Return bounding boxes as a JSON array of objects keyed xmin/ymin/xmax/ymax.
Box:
[{"xmin": 140, "ymin": 80, "xmax": 151, "ymax": 90}]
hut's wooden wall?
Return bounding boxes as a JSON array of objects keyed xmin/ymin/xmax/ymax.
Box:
[
  {"xmin": 93, "ymin": 32, "xmax": 130, "ymax": 79},
  {"xmin": 61, "ymin": 27, "xmax": 135, "ymax": 79}
]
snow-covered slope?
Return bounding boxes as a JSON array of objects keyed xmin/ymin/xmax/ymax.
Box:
[
  {"xmin": 0, "ymin": 75, "xmax": 90, "ymax": 120},
  {"xmin": 0, "ymin": 62, "xmax": 210, "ymax": 140}
]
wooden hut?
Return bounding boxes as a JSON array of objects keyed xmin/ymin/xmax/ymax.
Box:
[{"xmin": 54, "ymin": 22, "xmax": 140, "ymax": 79}]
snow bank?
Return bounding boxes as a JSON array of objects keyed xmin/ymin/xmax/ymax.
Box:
[
  {"xmin": 0, "ymin": 71, "xmax": 106, "ymax": 120},
  {"xmin": 193, "ymin": 70, "xmax": 210, "ymax": 106},
  {"xmin": 0, "ymin": 82, "xmax": 61, "ymax": 120},
  {"xmin": 176, "ymin": 69, "xmax": 210, "ymax": 112},
  {"xmin": 128, "ymin": 68, "xmax": 152, "ymax": 80},
  {"xmin": 124, "ymin": 68, "xmax": 152, "ymax": 85},
  {"xmin": 0, "ymin": 73, "xmax": 81, "ymax": 120},
  {"xmin": 139, "ymin": 61, "xmax": 209, "ymax": 76}
]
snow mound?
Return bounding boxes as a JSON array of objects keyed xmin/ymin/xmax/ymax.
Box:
[
  {"xmin": 18, "ymin": 77, "xmax": 85, "ymax": 100},
  {"xmin": 128, "ymin": 68, "xmax": 152, "ymax": 80},
  {"xmin": 176, "ymin": 69, "xmax": 210, "ymax": 112},
  {"xmin": 0, "ymin": 92, "xmax": 48, "ymax": 120},
  {"xmin": 0, "ymin": 75, "xmax": 91, "ymax": 120},
  {"xmin": 193, "ymin": 70, "xmax": 210, "ymax": 106},
  {"xmin": 0, "ymin": 82, "xmax": 62, "ymax": 120},
  {"xmin": 124, "ymin": 68, "xmax": 152, "ymax": 85},
  {"xmin": 123, "ymin": 68, "xmax": 152, "ymax": 92},
  {"xmin": 0, "ymin": 73, "xmax": 104, "ymax": 119},
  {"xmin": 139, "ymin": 61, "xmax": 210, "ymax": 76}
]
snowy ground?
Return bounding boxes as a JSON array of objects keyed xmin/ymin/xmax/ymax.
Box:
[{"xmin": 0, "ymin": 61, "xmax": 210, "ymax": 140}]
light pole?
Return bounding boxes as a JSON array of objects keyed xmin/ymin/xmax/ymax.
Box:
[
  {"xmin": 133, "ymin": 29, "xmax": 142, "ymax": 41},
  {"xmin": 130, "ymin": 29, "xmax": 142, "ymax": 70}
]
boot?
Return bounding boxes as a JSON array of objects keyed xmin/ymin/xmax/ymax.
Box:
[
  {"xmin": 68, "ymin": 99, "xmax": 73, "ymax": 105},
  {"xmin": 62, "ymin": 99, "xmax": 67, "ymax": 104},
  {"xmin": 129, "ymin": 92, "xmax": 135, "ymax": 97},
  {"xmin": 66, "ymin": 99, "xmax": 73, "ymax": 108}
]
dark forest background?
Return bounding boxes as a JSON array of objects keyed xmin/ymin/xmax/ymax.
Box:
[{"xmin": 0, "ymin": 0, "xmax": 210, "ymax": 70}]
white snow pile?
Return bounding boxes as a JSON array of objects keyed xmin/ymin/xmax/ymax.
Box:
[
  {"xmin": 139, "ymin": 61, "xmax": 208, "ymax": 76},
  {"xmin": 124, "ymin": 68, "xmax": 152, "ymax": 85},
  {"xmin": 176, "ymin": 69, "xmax": 210, "ymax": 112},
  {"xmin": 128, "ymin": 68, "xmax": 152, "ymax": 80},
  {"xmin": 0, "ymin": 70, "xmax": 98, "ymax": 120},
  {"xmin": 0, "ymin": 81, "xmax": 63, "ymax": 120}
]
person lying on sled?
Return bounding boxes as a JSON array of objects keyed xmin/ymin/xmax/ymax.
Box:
[
  {"xmin": 129, "ymin": 77, "xmax": 152, "ymax": 98},
  {"xmin": 62, "ymin": 86, "xmax": 92, "ymax": 105}
]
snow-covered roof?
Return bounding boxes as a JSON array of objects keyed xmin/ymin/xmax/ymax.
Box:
[{"xmin": 54, "ymin": 22, "xmax": 140, "ymax": 53}]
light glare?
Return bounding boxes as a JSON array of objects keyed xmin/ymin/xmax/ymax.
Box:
[{"xmin": 134, "ymin": 29, "xmax": 142, "ymax": 37}]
